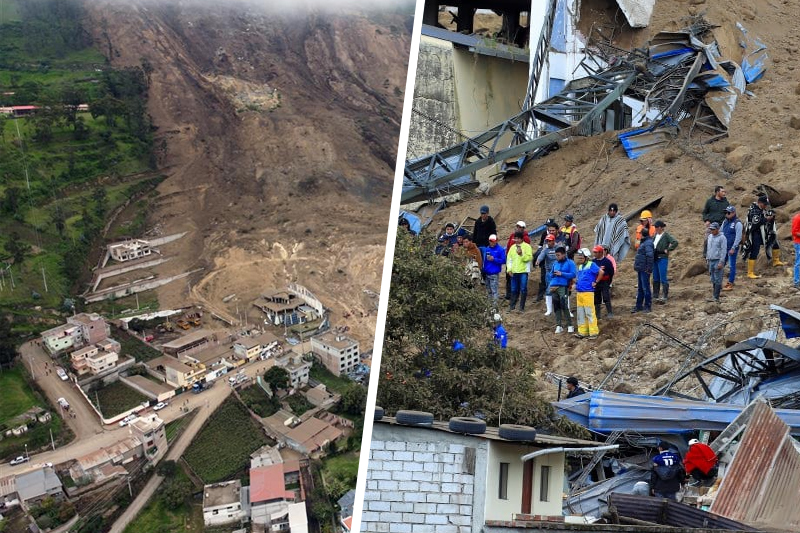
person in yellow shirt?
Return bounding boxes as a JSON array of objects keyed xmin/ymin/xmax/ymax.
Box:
[{"xmin": 506, "ymin": 231, "xmax": 533, "ymax": 312}]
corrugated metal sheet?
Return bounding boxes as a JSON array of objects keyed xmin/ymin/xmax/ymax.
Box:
[
  {"xmin": 614, "ymin": 0, "xmax": 655, "ymax": 28},
  {"xmin": 712, "ymin": 401, "xmax": 800, "ymax": 530},
  {"xmin": 608, "ymin": 493, "xmax": 761, "ymax": 531}
]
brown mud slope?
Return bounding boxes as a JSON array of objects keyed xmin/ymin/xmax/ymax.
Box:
[
  {"xmin": 86, "ymin": 1, "xmax": 412, "ymax": 342},
  {"xmin": 427, "ymin": 0, "xmax": 800, "ymax": 395}
]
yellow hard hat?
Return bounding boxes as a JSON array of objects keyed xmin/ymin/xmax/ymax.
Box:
[{"xmin": 640, "ymin": 210, "xmax": 652, "ymax": 219}]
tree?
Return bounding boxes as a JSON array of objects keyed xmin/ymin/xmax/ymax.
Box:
[
  {"xmin": 2, "ymin": 186, "xmax": 20, "ymax": 215},
  {"xmin": 339, "ymin": 384, "xmax": 366, "ymax": 415},
  {"xmin": 5, "ymin": 232, "xmax": 30, "ymax": 265},
  {"xmin": 159, "ymin": 476, "xmax": 191, "ymax": 508},
  {"xmin": 0, "ymin": 317, "xmax": 18, "ymax": 369},
  {"xmin": 156, "ymin": 460, "xmax": 177, "ymax": 477},
  {"xmin": 92, "ymin": 187, "xmax": 107, "ymax": 219},
  {"xmin": 263, "ymin": 366, "xmax": 290, "ymax": 392},
  {"xmin": 377, "ymin": 231, "xmax": 588, "ymax": 437},
  {"xmin": 51, "ymin": 207, "xmax": 66, "ymax": 237}
]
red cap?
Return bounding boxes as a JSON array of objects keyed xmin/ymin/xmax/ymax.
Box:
[
  {"xmin": 592, "ymin": 245, "xmax": 604, "ymax": 253},
  {"xmin": 545, "ymin": 235, "xmax": 555, "ymax": 241}
]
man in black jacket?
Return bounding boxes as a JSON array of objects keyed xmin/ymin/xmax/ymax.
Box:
[{"xmin": 473, "ymin": 205, "xmax": 497, "ymax": 248}]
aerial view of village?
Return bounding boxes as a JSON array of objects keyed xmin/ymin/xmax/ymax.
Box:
[
  {"xmin": 368, "ymin": 0, "xmax": 800, "ymax": 532},
  {"xmin": 0, "ymin": 0, "xmax": 413, "ymax": 532}
]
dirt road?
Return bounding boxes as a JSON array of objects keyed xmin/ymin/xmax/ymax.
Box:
[{"xmin": 19, "ymin": 341, "xmax": 104, "ymax": 440}]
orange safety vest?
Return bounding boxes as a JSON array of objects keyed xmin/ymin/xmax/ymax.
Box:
[{"xmin": 634, "ymin": 223, "xmax": 656, "ymax": 249}]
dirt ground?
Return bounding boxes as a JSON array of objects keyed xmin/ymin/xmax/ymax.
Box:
[
  {"xmin": 420, "ymin": 0, "xmax": 800, "ymax": 396},
  {"xmin": 85, "ymin": 1, "xmax": 412, "ymax": 345}
]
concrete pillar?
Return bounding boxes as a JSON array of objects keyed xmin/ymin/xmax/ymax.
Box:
[{"xmin": 422, "ymin": 0, "xmax": 439, "ymax": 26}]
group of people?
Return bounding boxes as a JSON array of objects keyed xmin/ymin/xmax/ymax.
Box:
[
  {"xmin": 421, "ymin": 186, "xmax": 800, "ymax": 339},
  {"xmin": 647, "ymin": 439, "xmax": 719, "ymax": 500}
]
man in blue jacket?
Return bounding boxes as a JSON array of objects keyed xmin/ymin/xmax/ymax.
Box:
[
  {"xmin": 548, "ymin": 246, "xmax": 576, "ymax": 334},
  {"xmin": 632, "ymin": 232, "xmax": 654, "ymax": 313},
  {"xmin": 483, "ymin": 235, "xmax": 506, "ymax": 306},
  {"xmin": 650, "ymin": 441, "xmax": 685, "ymax": 500}
]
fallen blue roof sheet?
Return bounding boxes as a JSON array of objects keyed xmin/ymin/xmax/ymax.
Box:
[
  {"xmin": 619, "ymin": 123, "xmax": 677, "ymax": 159},
  {"xmin": 737, "ymin": 22, "xmax": 768, "ymax": 83},
  {"xmin": 770, "ymin": 304, "xmax": 800, "ymax": 339},
  {"xmin": 554, "ymin": 391, "xmax": 800, "ymax": 435}
]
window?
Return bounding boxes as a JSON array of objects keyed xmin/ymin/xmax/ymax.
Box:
[
  {"xmin": 498, "ymin": 462, "xmax": 509, "ymax": 500},
  {"xmin": 540, "ymin": 465, "xmax": 550, "ymax": 502}
]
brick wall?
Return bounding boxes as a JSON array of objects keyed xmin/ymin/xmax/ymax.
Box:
[{"xmin": 362, "ymin": 424, "xmax": 488, "ymax": 533}]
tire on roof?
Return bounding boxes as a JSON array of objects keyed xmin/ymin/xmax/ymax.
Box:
[
  {"xmin": 395, "ymin": 409, "xmax": 434, "ymax": 426},
  {"xmin": 448, "ymin": 416, "xmax": 486, "ymax": 435},
  {"xmin": 374, "ymin": 406, "xmax": 385, "ymax": 421},
  {"xmin": 498, "ymin": 423, "xmax": 537, "ymax": 441}
]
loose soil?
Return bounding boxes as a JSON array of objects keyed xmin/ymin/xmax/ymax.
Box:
[
  {"xmin": 420, "ymin": 0, "xmax": 800, "ymax": 396},
  {"xmin": 85, "ymin": 1, "xmax": 413, "ymax": 346}
]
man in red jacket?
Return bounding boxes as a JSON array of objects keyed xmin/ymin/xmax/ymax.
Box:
[{"xmin": 684, "ymin": 439, "xmax": 718, "ymax": 486}]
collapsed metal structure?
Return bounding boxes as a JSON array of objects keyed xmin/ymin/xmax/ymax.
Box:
[{"xmin": 403, "ymin": 16, "xmax": 767, "ymax": 203}]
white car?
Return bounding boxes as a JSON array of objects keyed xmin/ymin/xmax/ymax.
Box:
[
  {"xmin": 153, "ymin": 402, "xmax": 168, "ymax": 411},
  {"xmin": 57, "ymin": 368, "xmax": 68, "ymax": 381},
  {"xmin": 57, "ymin": 397, "xmax": 69, "ymax": 410},
  {"xmin": 119, "ymin": 414, "xmax": 138, "ymax": 427},
  {"xmin": 9, "ymin": 456, "xmax": 29, "ymax": 466}
]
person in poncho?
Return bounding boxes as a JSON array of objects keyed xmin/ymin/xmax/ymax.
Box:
[{"xmin": 594, "ymin": 203, "xmax": 631, "ymax": 261}]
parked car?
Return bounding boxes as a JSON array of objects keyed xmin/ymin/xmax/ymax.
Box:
[
  {"xmin": 119, "ymin": 414, "xmax": 138, "ymax": 427},
  {"xmin": 56, "ymin": 368, "xmax": 68, "ymax": 381},
  {"xmin": 153, "ymin": 402, "xmax": 168, "ymax": 411},
  {"xmin": 57, "ymin": 397, "xmax": 70, "ymax": 410},
  {"xmin": 9, "ymin": 456, "xmax": 29, "ymax": 466}
]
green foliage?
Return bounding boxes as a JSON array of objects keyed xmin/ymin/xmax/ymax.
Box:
[
  {"xmin": 159, "ymin": 475, "xmax": 192, "ymax": 508},
  {"xmin": 0, "ymin": 317, "xmax": 17, "ymax": 369},
  {"xmin": 263, "ymin": 365, "xmax": 290, "ymax": 392},
  {"xmin": 285, "ymin": 393, "xmax": 312, "ymax": 416},
  {"xmin": 111, "ymin": 326, "xmax": 161, "ymax": 362},
  {"xmin": 378, "ymin": 231, "xmax": 589, "ymax": 438},
  {"xmin": 29, "ymin": 497, "xmax": 75, "ymax": 529},
  {"xmin": 338, "ymin": 384, "xmax": 366, "ymax": 415},
  {"xmin": 183, "ymin": 397, "xmax": 268, "ymax": 483},
  {"xmin": 309, "ymin": 362, "xmax": 354, "ymax": 393},
  {"xmin": 156, "ymin": 460, "xmax": 177, "ymax": 477},
  {"xmin": 90, "ymin": 380, "xmax": 149, "ymax": 418},
  {"xmin": 322, "ymin": 453, "xmax": 359, "ymax": 501},
  {"xmin": 0, "ymin": 363, "xmax": 41, "ymax": 423},
  {"xmin": 238, "ymin": 385, "xmax": 280, "ymax": 417}
]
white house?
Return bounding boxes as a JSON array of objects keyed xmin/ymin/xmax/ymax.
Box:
[
  {"xmin": 203, "ymin": 480, "xmax": 246, "ymax": 527},
  {"xmin": 310, "ymin": 333, "xmax": 359, "ymax": 377}
]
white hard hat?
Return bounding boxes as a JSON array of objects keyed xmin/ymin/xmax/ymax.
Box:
[
  {"xmin": 493, "ymin": 313, "xmax": 502, "ymax": 322},
  {"xmin": 688, "ymin": 438, "xmax": 700, "ymax": 446}
]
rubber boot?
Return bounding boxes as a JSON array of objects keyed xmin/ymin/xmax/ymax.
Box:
[
  {"xmin": 662, "ymin": 282, "xmax": 669, "ymax": 303},
  {"xmin": 544, "ymin": 295, "xmax": 553, "ymax": 316},
  {"xmin": 747, "ymin": 259, "xmax": 761, "ymax": 279},
  {"xmin": 509, "ymin": 293, "xmax": 518, "ymax": 311},
  {"xmin": 773, "ymin": 249, "xmax": 787, "ymax": 266},
  {"xmin": 653, "ymin": 281, "xmax": 661, "ymax": 303},
  {"xmin": 519, "ymin": 293, "xmax": 527, "ymax": 312}
]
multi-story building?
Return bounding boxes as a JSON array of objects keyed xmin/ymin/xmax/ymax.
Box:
[
  {"xmin": 40, "ymin": 313, "xmax": 109, "ymax": 355},
  {"xmin": 249, "ymin": 463, "xmax": 297, "ymax": 529},
  {"xmin": 129, "ymin": 414, "xmax": 168, "ymax": 463},
  {"xmin": 233, "ymin": 331, "xmax": 281, "ymax": 362},
  {"xmin": 310, "ymin": 333, "xmax": 359, "ymax": 376},
  {"xmin": 203, "ymin": 480, "xmax": 246, "ymax": 527},
  {"xmin": 275, "ymin": 350, "xmax": 311, "ymax": 389},
  {"xmin": 70, "ymin": 339, "xmax": 121, "ymax": 376}
]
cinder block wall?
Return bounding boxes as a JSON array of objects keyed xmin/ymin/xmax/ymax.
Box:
[{"xmin": 362, "ymin": 423, "xmax": 488, "ymax": 533}]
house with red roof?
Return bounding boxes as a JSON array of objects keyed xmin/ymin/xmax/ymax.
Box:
[{"xmin": 249, "ymin": 463, "xmax": 297, "ymax": 528}]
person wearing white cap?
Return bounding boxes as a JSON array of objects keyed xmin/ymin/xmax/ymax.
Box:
[
  {"xmin": 684, "ymin": 438, "xmax": 718, "ymax": 486},
  {"xmin": 482, "ymin": 234, "xmax": 506, "ymax": 306},
  {"xmin": 506, "ymin": 231, "xmax": 533, "ymax": 312}
]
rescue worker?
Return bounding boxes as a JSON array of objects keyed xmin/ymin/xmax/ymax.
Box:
[
  {"xmin": 573, "ymin": 248, "xmax": 602, "ymax": 338},
  {"xmin": 565, "ymin": 376, "xmax": 586, "ymax": 398},
  {"xmin": 650, "ymin": 441, "xmax": 685, "ymax": 501},
  {"xmin": 549, "ymin": 246, "xmax": 576, "ymax": 333},
  {"xmin": 506, "ymin": 231, "xmax": 533, "ymax": 312},
  {"xmin": 634, "ymin": 210, "xmax": 656, "ymax": 250},
  {"xmin": 684, "ymin": 438, "xmax": 719, "ymax": 486},
  {"xmin": 743, "ymin": 194, "xmax": 785, "ymax": 278}
]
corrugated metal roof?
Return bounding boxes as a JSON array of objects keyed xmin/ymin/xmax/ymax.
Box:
[
  {"xmin": 608, "ymin": 493, "xmax": 760, "ymax": 531},
  {"xmin": 712, "ymin": 401, "xmax": 800, "ymax": 530}
]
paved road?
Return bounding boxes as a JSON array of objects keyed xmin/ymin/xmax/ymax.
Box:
[
  {"xmin": 1, "ymin": 342, "xmax": 275, "ymax": 481},
  {"xmin": 108, "ymin": 358, "xmax": 275, "ymax": 532}
]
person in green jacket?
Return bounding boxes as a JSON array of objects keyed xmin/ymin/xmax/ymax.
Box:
[
  {"xmin": 506, "ymin": 231, "xmax": 533, "ymax": 312},
  {"xmin": 652, "ymin": 220, "xmax": 679, "ymax": 304}
]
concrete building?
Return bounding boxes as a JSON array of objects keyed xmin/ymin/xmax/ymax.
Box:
[
  {"xmin": 203, "ymin": 480, "xmax": 246, "ymax": 527},
  {"xmin": 249, "ymin": 463, "xmax": 296, "ymax": 528},
  {"xmin": 108, "ymin": 239, "xmax": 152, "ymax": 262},
  {"xmin": 233, "ymin": 331, "xmax": 281, "ymax": 362},
  {"xmin": 362, "ymin": 417, "xmax": 602, "ymax": 533},
  {"xmin": 41, "ymin": 313, "xmax": 109, "ymax": 354},
  {"xmin": 129, "ymin": 414, "xmax": 168, "ymax": 463},
  {"xmin": 0, "ymin": 467, "xmax": 64, "ymax": 510},
  {"xmin": 285, "ymin": 416, "xmax": 343, "ymax": 456},
  {"xmin": 287, "ymin": 501, "xmax": 308, "ymax": 533},
  {"xmin": 254, "ymin": 290, "xmax": 317, "ymax": 326},
  {"xmin": 310, "ymin": 333, "xmax": 359, "ymax": 376},
  {"xmin": 70, "ymin": 339, "xmax": 120, "ymax": 376},
  {"xmin": 275, "ymin": 351, "xmax": 311, "ymax": 389},
  {"xmin": 69, "ymin": 437, "xmax": 142, "ymax": 482},
  {"xmin": 147, "ymin": 355, "xmax": 204, "ymax": 388},
  {"xmin": 161, "ymin": 329, "xmax": 214, "ymax": 358}
]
